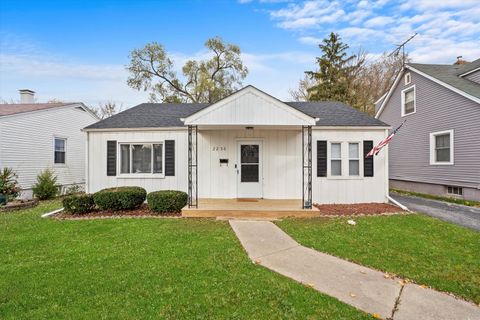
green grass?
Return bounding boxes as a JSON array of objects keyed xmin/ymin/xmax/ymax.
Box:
[
  {"xmin": 391, "ymin": 188, "xmax": 480, "ymax": 207},
  {"xmin": 0, "ymin": 200, "xmax": 372, "ymax": 319},
  {"xmin": 277, "ymin": 214, "xmax": 480, "ymax": 304}
]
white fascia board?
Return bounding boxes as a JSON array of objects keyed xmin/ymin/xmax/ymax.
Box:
[
  {"xmin": 82, "ymin": 127, "xmax": 187, "ymax": 132},
  {"xmin": 459, "ymin": 66, "xmax": 480, "ymax": 77},
  {"xmin": 183, "ymin": 85, "xmax": 316, "ymax": 126},
  {"xmin": 374, "ymin": 67, "xmax": 405, "ymax": 119}
]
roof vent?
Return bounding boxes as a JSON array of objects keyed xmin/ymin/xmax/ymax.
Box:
[{"xmin": 19, "ymin": 89, "xmax": 35, "ymax": 104}]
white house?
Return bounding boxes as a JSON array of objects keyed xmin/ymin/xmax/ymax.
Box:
[
  {"xmin": 84, "ymin": 86, "xmax": 390, "ymax": 208},
  {"xmin": 0, "ymin": 89, "xmax": 99, "ymax": 198}
]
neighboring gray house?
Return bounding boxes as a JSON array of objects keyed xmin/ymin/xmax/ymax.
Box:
[{"xmin": 375, "ymin": 58, "xmax": 480, "ymax": 201}]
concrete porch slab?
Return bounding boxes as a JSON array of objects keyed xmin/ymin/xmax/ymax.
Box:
[{"xmin": 182, "ymin": 198, "xmax": 319, "ymax": 218}]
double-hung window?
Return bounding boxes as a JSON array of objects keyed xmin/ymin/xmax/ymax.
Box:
[
  {"xmin": 348, "ymin": 143, "xmax": 360, "ymax": 176},
  {"xmin": 430, "ymin": 130, "xmax": 453, "ymax": 165},
  {"xmin": 54, "ymin": 138, "xmax": 66, "ymax": 164},
  {"xmin": 330, "ymin": 143, "xmax": 342, "ymax": 176},
  {"xmin": 120, "ymin": 143, "xmax": 164, "ymax": 175},
  {"xmin": 401, "ymin": 85, "xmax": 416, "ymax": 116}
]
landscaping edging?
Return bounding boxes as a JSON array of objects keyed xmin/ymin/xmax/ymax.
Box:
[
  {"xmin": 0, "ymin": 199, "xmax": 38, "ymax": 212},
  {"xmin": 53, "ymin": 214, "xmax": 184, "ymax": 220}
]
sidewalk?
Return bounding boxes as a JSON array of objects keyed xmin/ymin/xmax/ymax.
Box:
[{"xmin": 229, "ymin": 220, "xmax": 480, "ymax": 320}]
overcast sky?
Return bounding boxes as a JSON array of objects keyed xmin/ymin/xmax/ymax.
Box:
[{"xmin": 1, "ymin": 0, "xmax": 479, "ymax": 107}]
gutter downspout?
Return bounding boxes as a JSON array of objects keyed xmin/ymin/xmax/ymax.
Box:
[{"xmin": 388, "ymin": 195, "xmax": 411, "ymax": 212}]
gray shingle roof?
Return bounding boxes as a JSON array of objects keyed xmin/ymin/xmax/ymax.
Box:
[
  {"xmin": 408, "ymin": 60, "xmax": 480, "ymax": 100},
  {"xmin": 84, "ymin": 100, "xmax": 387, "ymax": 130}
]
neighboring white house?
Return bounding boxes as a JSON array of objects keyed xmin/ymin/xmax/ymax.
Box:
[
  {"xmin": 0, "ymin": 89, "xmax": 99, "ymax": 198},
  {"xmin": 84, "ymin": 86, "xmax": 390, "ymax": 207}
]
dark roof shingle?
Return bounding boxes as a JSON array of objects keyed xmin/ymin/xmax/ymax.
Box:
[
  {"xmin": 407, "ymin": 61, "xmax": 480, "ymax": 100},
  {"xmin": 85, "ymin": 100, "xmax": 387, "ymax": 130}
]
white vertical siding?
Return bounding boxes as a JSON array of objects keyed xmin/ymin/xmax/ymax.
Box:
[
  {"xmin": 187, "ymin": 88, "xmax": 315, "ymax": 126},
  {"xmin": 197, "ymin": 129, "xmax": 302, "ymax": 199},
  {"xmin": 86, "ymin": 130, "xmax": 188, "ymax": 193},
  {"xmin": 312, "ymin": 129, "xmax": 388, "ymax": 204},
  {"xmin": 87, "ymin": 127, "xmax": 388, "ymax": 204},
  {"xmin": 0, "ymin": 106, "xmax": 98, "ymax": 197}
]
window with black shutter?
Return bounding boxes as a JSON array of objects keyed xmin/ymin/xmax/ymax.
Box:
[
  {"xmin": 165, "ymin": 140, "xmax": 175, "ymax": 176},
  {"xmin": 106, "ymin": 140, "xmax": 117, "ymax": 176},
  {"xmin": 363, "ymin": 140, "xmax": 374, "ymax": 177},
  {"xmin": 317, "ymin": 140, "xmax": 327, "ymax": 177}
]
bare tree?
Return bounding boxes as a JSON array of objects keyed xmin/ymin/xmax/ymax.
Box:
[
  {"xmin": 126, "ymin": 37, "xmax": 248, "ymax": 103},
  {"xmin": 93, "ymin": 101, "xmax": 123, "ymax": 119}
]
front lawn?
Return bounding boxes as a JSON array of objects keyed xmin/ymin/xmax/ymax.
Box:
[
  {"xmin": 0, "ymin": 201, "xmax": 372, "ymax": 319},
  {"xmin": 277, "ymin": 214, "xmax": 480, "ymax": 304}
]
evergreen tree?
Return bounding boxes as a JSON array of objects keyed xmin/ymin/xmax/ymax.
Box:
[{"xmin": 305, "ymin": 32, "xmax": 357, "ymax": 102}]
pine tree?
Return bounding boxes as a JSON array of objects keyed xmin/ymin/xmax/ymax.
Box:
[{"xmin": 305, "ymin": 32, "xmax": 356, "ymax": 102}]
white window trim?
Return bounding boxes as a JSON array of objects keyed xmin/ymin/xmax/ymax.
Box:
[
  {"xmin": 326, "ymin": 141, "xmax": 364, "ymax": 180},
  {"xmin": 404, "ymin": 72, "xmax": 411, "ymax": 85},
  {"xmin": 328, "ymin": 142, "xmax": 342, "ymax": 178},
  {"xmin": 401, "ymin": 85, "xmax": 416, "ymax": 117},
  {"xmin": 348, "ymin": 142, "xmax": 361, "ymax": 177},
  {"xmin": 53, "ymin": 136, "xmax": 67, "ymax": 166},
  {"xmin": 429, "ymin": 130, "xmax": 454, "ymax": 165},
  {"xmin": 117, "ymin": 142, "xmax": 166, "ymax": 178}
]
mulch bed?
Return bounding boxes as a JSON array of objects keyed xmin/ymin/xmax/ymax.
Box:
[
  {"xmin": 55, "ymin": 204, "xmax": 181, "ymax": 220},
  {"xmin": 313, "ymin": 202, "xmax": 405, "ymax": 216},
  {"xmin": 0, "ymin": 199, "xmax": 38, "ymax": 212}
]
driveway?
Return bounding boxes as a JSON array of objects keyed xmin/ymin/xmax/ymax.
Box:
[{"xmin": 390, "ymin": 193, "xmax": 480, "ymax": 231}]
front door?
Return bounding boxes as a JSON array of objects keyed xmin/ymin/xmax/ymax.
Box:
[{"xmin": 237, "ymin": 141, "xmax": 262, "ymax": 198}]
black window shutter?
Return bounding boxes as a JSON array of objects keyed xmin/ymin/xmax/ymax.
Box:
[
  {"xmin": 106, "ymin": 141, "xmax": 117, "ymax": 176},
  {"xmin": 165, "ymin": 140, "xmax": 175, "ymax": 176},
  {"xmin": 364, "ymin": 140, "xmax": 374, "ymax": 177},
  {"xmin": 317, "ymin": 140, "xmax": 327, "ymax": 177}
]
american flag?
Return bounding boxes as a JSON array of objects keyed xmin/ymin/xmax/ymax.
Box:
[{"xmin": 366, "ymin": 120, "xmax": 405, "ymax": 158}]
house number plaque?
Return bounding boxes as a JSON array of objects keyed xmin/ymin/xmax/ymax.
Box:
[{"xmin": 212, "ymin": 146, "xmax": 226, "ymax": 151}]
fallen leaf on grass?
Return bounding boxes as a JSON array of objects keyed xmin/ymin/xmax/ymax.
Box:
[
  {"xmin": 254, "ymin": 259, "xmax": 261, "ymax": 264},
  {"xmin": 372, "ymin": 313, "xmax": 381, "ymax": 318},
  {"xmin": 306, "ymin": 283, "xmax": 315, "ymax": 288}
]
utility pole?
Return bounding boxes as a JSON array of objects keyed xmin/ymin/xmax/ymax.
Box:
[{"xmin": 388, "ymin": 33, "xmax": 418, "ymax": 65}]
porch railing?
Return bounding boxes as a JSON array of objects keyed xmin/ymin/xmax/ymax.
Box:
[
  {"xmin": 188, "ymin": 125, "xmax": 198, "ymax": 208},
  {"xmin": 302, "ymin": 126, "xmax": 312, "ymax": 209}
]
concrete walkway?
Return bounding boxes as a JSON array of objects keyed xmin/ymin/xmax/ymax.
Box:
[
  {"xmin": 391, "ymin": 192, "xmax": 480, "ymax": 231},
  {"xmin": 230, "ymin": 220, "xmax": 480, "ymax": 320}
]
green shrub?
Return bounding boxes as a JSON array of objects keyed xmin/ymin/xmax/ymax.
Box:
[
  {"xmin": 63, "ymin": 194, "xmax": 95, "ymax": 214},
  {"xmin": 147, "ymin": 190, "xmax": 188, "ymax": 214},
  {"xmin": 32, "ymin": 169, "xmax": 59, "ymax": 200},
  {"xmin": 93, "ymin": 186, "xmax": 146, "ymax": 211}
]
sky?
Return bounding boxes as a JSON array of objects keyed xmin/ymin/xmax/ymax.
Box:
[{"xmin": 1, "ymin": 0, "xmax": 479, "ymax": 108}]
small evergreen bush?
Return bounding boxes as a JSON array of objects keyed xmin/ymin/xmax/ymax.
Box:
[
  {"xmin": 32, "ymin": 169, "xmax": 59, "ymax": 200},
  {"xmin": 147, "ymin": 190, "xmax": 188, "ymax": 214},
  {"xmin": 0, "ymin": 167, "xmax": 21, "ymax": 204},
  {"xmin": 93, "ymin": 186, "xmax": 146, "ymax": 211},
  {"xmin": 63, "ymin": 194, "xmax": 95, "ymax": 214}
]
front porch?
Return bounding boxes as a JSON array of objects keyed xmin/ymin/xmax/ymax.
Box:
[{"xmin": 182, "ymin": 198, "xmax": 320, "ymax": 218}]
